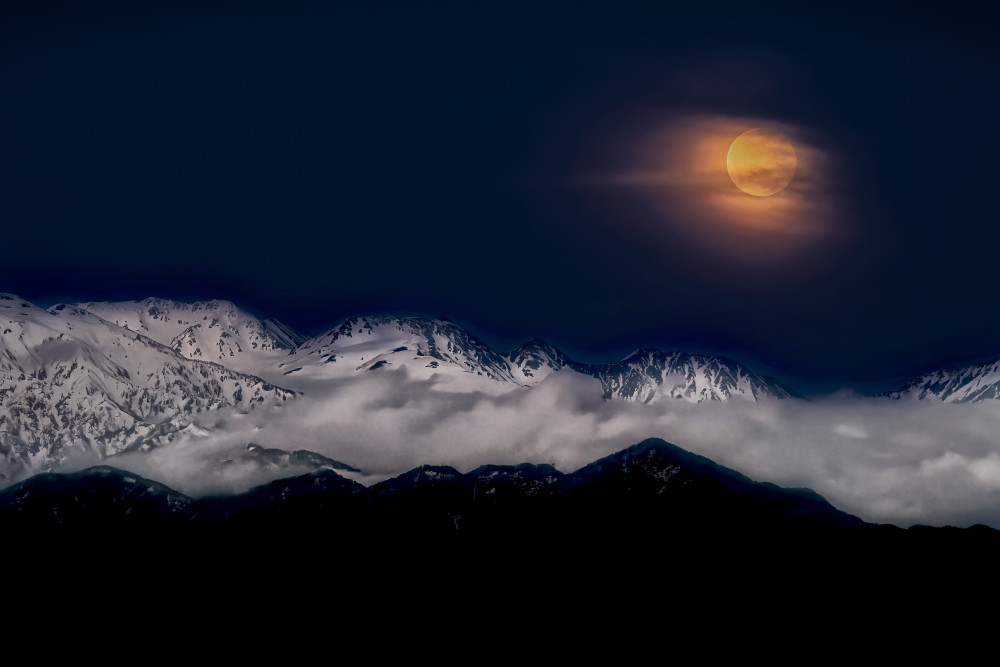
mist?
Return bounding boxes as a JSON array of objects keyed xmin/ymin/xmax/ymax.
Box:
[{"xmin": 81, "ymin": 365, "xmax": 1000, "ymax": 528}]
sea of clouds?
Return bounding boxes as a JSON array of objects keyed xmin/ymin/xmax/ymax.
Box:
[{"xmin": 53, "ymin": 364, "xmax": 1000, "ymax": 529}]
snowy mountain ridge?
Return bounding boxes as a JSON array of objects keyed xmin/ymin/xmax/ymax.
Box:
[
  {"xmin": 0, "ymin": 294, "xmax": 802, "ymax": 481},
  {"xmin": 8, "ymin": 296, "xmax": 804, "ymax": 406},
  {"xmin": 275, "ymin": 313, "xmax": 797, "ymax": 403},
  {"xmin": 1, "ymin": 295, "xmax": 295, "ymax": 480},
  {"xmin": 284, "ymin": 315, "xmax": 519, "ymax": 386},
  {"xmin": 6, "ymin": 292, "xmax": 1000, "ymax": 485},
  {"xmin": 73, "ymin": 298, "xmax": 305, "ymax": 378},
  {"xmin": 886, "ymin": 358, "xmax": 1000, "ymax": 403},
  {"xmin": 573, "ymin": 349, "xmax": 799, "ymax": 403}
]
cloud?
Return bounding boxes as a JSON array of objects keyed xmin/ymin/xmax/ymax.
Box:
[
  {"xmin": 66, "ymin": 364, "xmax": 1000, "ymax": 529},
  {"xmin": 833, "ymin": 423, "xmax": 868, "ymax": 439},
  {"xmin": 584, "ymin": 111, "xmax": 843, "ymax": 262}
]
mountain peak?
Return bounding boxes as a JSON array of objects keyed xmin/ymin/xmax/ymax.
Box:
[
  {"xmin": 0, "ymin": 294, "xmax": 39, "ymax": 311},
  {"xmin": 506, "ymin": 338, "xmax": 567, "ymax": 382},
  {"xmin": 574, "ymin": 348, "xmax": 792, "ymax": 403},
  {"xmin": 511, "ymin": 337, "xmax": 558, "ymax": 353},
  {"xmin": 295, "ymin": 314, "xmax": 518, "ymax": 383},
  {"xmin": 888, "ymin": 357, "xmax": 1000, "ymax": 402}
]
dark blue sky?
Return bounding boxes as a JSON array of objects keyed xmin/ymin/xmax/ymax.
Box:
[{"xmin": 1, "ymin": 1, "xmax": 998, "ymax": 393}]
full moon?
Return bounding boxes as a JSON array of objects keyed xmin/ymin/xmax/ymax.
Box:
[{"xmin": 726, "ymin": 128, "xmax": 797, "ymax": 197}]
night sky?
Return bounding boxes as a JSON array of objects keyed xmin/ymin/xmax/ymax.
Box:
[{"xmin": 2, "ymin": 2, "xmax": 998, "ymax": 394}]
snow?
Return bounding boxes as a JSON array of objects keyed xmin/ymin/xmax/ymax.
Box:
[
  {"xmin": 2, "ymin": 297, "xmax": 798, "ymax": 482},
  {"xmin": 1, "ymin": 297, "xmax": 294, "ymax": 477},
  {"xmin": 888, "ymin": 359, "xmax": 1000, "ymax": 403},
  {"xmin": 73, "ymin": 298, "xmax": 303, "ymax": 380}
]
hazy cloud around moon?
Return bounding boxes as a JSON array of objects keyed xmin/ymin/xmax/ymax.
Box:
[{"xmin": 588, "ymin": 112, "xmax": 841, "ymax": 262}]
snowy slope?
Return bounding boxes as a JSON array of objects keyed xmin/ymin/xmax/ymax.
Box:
[
  {"xmin": 0, "ymin": 295, "xmax": 294, "ymax": 479},
  {"xmin": 888, "ymin": 358, "xmax": 1000, "ymax": 402},
  {"xmin": 276, "ymin": 316, "xmax": 521, "ymax": 392},
  {"xmin": 64, "ymin": 302, "xmax": 792, "ymax": 403},
  {"xmin": 571, "ymin": 349, "xmax": 796, "ymax": 403},
  {"xmin": 1, "ymin": 295, "xmax": 801, "ymax": 481},
  {"xmin": 506, "ymin": 341, "xmax": 792, "ymax": 402},
  {"xmin": 73, "ymin": 298, "xmax": 304, "ymax": 379},
  {"xmin": 505, "ymin": 339, "xmax": 568, "ymax": 384},
  {"xmin": 281, "ymin": 316, "xmax": 790, "ymax": 402}
]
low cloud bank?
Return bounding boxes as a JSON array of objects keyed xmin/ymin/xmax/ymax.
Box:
[{"xmin": 69, "ymin": 366, "xmax": 1000, "ymax": 528}]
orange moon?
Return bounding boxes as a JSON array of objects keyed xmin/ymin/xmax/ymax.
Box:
[{"xmin": 726, "ymin": 128, "xmax": 797, "ymax": 196}]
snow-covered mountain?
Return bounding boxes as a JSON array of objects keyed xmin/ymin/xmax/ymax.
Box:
[
  {"xmin": 74, "ymin": 298, "xmax": 305, "ymax": 379},
  {"xmin": 278, "ymin": 314, "xmax": 793, "ymax": 402},
  {"xmin": 887, "ymin": 358, "xmax": 1000, "ymax": 402},
  {"xmin": 278, "ymin": 315, "xmax": 518, "ymax": 389},
  {"xmin": 0, "ymin": 295, "xmax": 294, "ymax": 479},
  {"xmin": 0, "ymin": 295, "xmax": 799, "ymax": 482},
  {"xmin": 506, "ymin": 338, "xmax": 568, "ymax": 384},
  {"xmin": 572, "ymin": 349, "xmax": 797, "ymax": 403}
]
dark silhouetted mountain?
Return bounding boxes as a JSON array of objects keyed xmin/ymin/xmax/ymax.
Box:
[
  {"xmin": 562, "ymin": 438, "xmax": 864, "ymax": 533},
  {"xmin": 4, "ymin": 439, "xmax": 1000, "ymax": 614},
  {"xmin": 230, "ymin": 442, "xmax": 360, "ymax": 473},
  {"xmin": 192, "ymin": 467, "xmax": 366, "ymax": 522},
  {"xmin": 0, "ymin": 465, "xmax": 191, "ymax": 525},
  {"xmin": 0, "ymin": 438, "xmax": 959, "ymax": 546},
  {"xmin": 6, "ymin": 437, "xmax": 1000, "ymax": 576}
]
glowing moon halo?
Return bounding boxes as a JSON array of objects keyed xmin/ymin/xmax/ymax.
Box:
[{"xmin": 726, "ymin": 128, "xmax": 797, "ymax": 196}]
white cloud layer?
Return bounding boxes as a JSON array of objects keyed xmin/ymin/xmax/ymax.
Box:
[{"xmin": 61, "ymin": 365, "xmax": 1000, "ymax": 529}]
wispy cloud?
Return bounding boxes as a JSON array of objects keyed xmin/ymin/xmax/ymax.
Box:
[{"xmin": 584, "ymin": 111, "xmax": 843, "ymax": 262}]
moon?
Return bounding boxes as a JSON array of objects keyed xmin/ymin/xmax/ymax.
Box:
[{"xmin": 726, "ymin": 129, "xmax": 797, "ymax": 197}]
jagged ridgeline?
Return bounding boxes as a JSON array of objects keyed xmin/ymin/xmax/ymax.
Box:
[
  {"xmin": 0, "ymin": 438, "xmax": 873, "ymax": 534},
  {"xmin": 4, "ymin": 437, "xmax": 996, "ymax": 579},
  {"xmin": 0, "ymin": 295, "xmax": 795, "ymax": 479},
  {"xmin": 0, "ymin": 296, "xmax": 295, "ymax": 479},
  {"xmin": 3, "ymin": 294, "xmax": 997, "ymax": 482}
]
